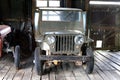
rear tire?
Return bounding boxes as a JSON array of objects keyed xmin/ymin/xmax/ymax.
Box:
[{"xmin": 14, "ymin": 45, "xmax": 20, "ymax": 70}]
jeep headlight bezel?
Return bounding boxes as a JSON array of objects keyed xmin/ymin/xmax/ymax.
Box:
[
  {"xmin": 45, "ymin": 35, "xmax": 55, "ymax": 44},
  {"xmin": 74, "ymin": 35, "xmax": 84, "ymax": 45}
]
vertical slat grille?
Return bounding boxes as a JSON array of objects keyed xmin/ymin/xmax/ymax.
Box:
[{"xmin": 55, "ymin": 34, "xmax": 75, "ymax": 52}]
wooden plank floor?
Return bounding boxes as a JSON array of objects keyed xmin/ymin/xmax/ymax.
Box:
[{"xmin": 0, "ymin": 50, "xmax": 120, "ymax": 80}]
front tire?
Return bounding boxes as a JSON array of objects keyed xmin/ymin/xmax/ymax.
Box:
[
  {"xmin": 85, "ymin": 47, "xmax": 94, "ymax": 74},
  {"xmin": 34, "ymin": 47, "xmax": 43, "ymax": 75},
  {"xmin": 81, "ymin": 43, "xmax": 87, "ymax": 55}
]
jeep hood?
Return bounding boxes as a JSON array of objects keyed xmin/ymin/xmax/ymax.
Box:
[{"xmin": 44, "ymin": 30, "xmax": 84, "ymax": 35}]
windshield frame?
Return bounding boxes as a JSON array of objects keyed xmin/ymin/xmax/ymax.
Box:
[{"xmin": 34, "ymin": 8, "xmax": 86, "ymax": 35}]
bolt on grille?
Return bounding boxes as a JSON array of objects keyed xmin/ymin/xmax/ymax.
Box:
[{"xmin": 55, "ymin": 34, "xmax": 75, "ymax": 52}]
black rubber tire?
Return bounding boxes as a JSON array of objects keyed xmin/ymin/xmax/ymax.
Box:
[
  {"xmin": 81, "ymin": 43, "xmax": 87, "ymax": 55},
  {"xmin": 14, "ymin": 45, "xmax": 20, "ymax": 70},
  {"xmin": 34, "ymin": 47, "xmax": 43, "ymax": 75},
  {"xmin": 85, "ymin": 47, "xmax": 94, "ymax": 74},
  {"xmin": 81, "ymin": 43, "xmax": 87, "ymax": 64}
]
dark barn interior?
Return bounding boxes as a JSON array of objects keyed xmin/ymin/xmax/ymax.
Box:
[
  {"xmin": 0, "ymin": 0, "xmax": 120, "ymax": 50},
  {"xmin": 0, "ymin": 0, "xmax": 120, "ymax": 80}
]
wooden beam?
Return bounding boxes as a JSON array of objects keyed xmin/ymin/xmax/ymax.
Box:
[{"xmin": 32, "ymin": 0, "xmax": 36, "ymax": 25}]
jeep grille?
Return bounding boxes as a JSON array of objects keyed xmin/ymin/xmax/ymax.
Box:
[{"xmin": 55, "ymin": 34, "xmax": 75, "ymax": 52}]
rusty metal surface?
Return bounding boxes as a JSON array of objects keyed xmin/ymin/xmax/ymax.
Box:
[{"xmin": 39, "ymin": 55, "xmax": 91, "ymax": 61}]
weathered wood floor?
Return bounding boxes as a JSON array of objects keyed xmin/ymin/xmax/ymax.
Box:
[{"xmin": 0, "ymin": 50, "xmax": 120, "ymax": 80}]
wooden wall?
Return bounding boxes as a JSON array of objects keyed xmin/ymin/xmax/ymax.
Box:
[
  {"xmin": 0, "ymin": 0, "xmax": 32, "ymax": 21},
  {"xmin": 89, "ymin": 5, "xmax": 120, "ymax": 50}
]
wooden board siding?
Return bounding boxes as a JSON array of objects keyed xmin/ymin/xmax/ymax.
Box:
[
  {"xmin": 0, "ymin": 51, "xmax": 120, "ymax": 80},
  {"xmin": 89, "ymin": 5, "xmax": 120, "ymax": 50}
]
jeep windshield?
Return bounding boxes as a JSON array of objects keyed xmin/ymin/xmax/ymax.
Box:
[{"xmin": 35, "ymin": 8, "xmax": 86, "ymax": 35}]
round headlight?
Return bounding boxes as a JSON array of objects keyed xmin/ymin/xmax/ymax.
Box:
[
  {"xmin": 74, "ymin": 35, "xmax": 84, "ymax": 44},
  {"xmin": 46, "ymin": 35, "xmax": 55, "ymax": 44}
]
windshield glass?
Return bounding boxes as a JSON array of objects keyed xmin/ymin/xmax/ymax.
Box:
[{"xmin": 42, "ymin": 11, "xmax": 81, "ymax": 22}]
